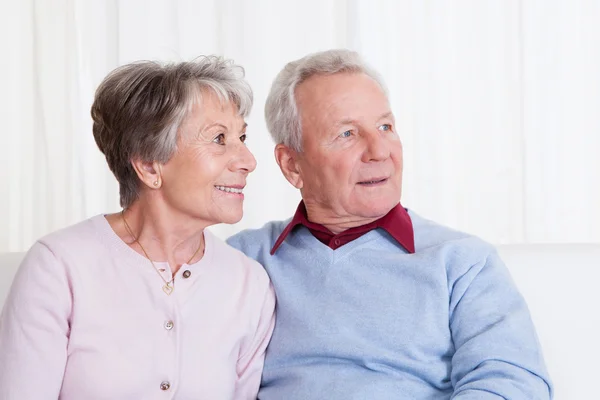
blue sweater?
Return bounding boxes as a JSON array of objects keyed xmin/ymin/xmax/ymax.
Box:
[{"xmin": 227, "ymin": 210, "xmax": 552, "ymax": 399}]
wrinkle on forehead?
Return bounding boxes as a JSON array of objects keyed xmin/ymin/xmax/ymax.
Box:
[{"xmin": 295, "ymin": 73, "xmax": 391, "ymax": 138}]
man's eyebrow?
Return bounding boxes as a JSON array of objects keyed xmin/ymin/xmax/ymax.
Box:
[
  {"xmin": 378, "ymin": 111, "xmax": 394, "ymax": 120},
  {"xmin": 333, "ymin": 112, "xmax": 394, "ymax": 128},
  {"xmin": 333, "ymin": 118, "xmax": 358, "ymax": 128}
]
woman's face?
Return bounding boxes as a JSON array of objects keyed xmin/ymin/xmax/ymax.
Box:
[{"xmin": 159, "ymin": 92, "xmax": 256, "ymax": 226}]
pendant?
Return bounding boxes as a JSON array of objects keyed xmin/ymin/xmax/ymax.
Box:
[{"xmin": 162, "ymin": 283, "xmax": 174, "ymax": 295}]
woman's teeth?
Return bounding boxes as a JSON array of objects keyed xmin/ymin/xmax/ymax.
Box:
[{"xmin": 215, "ymin": 185, "xmax": 243, "ymax": 194}]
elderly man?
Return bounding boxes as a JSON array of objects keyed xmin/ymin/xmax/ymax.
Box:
[{"xmin": 228, "ymin": 49, "xmax": 551, "ymax": 399}]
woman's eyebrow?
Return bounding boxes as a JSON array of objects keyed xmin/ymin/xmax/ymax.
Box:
[{"xmin": 200, "ymin": 122, "xmax": 228, "ymax": 131}]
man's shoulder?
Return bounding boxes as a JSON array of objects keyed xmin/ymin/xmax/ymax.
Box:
[
  {"xmin": 408, "ymin": 210, "xmax": 495, "ymax": 258},
  {"xmin": 227, "ymin": 218, "xmax": 291, "ymax": 255}
]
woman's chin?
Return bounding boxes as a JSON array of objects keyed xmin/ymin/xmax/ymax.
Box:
[{"xmin": 217, "ymin": 211, "xmax": 243, "ymax": 225}]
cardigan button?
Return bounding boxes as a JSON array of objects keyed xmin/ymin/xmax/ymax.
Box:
[
  {"xmin": 160, "ymin": 381, "xmax": 171, "ymax": 391},
  {"xmin": 183, "ymin": 270, "xmax": 191, "ymax": 278}
]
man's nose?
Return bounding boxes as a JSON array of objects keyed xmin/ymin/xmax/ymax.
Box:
[{"xmin": 362, "ymin": 132, "xmax": 390, "ymax": 162}]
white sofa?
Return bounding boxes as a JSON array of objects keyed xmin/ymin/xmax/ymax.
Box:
[{"xmin": 1, "ymin": 244, "xmax": 599, "ymax": 399}]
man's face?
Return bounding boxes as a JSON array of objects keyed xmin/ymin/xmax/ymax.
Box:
[{"xmin": 292, "ymin": 72, "xmax": 404, "ymax": 225}]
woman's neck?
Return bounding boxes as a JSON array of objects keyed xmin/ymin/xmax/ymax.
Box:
[{"xmin": 107, "ymin": 199, "xmax": 208, "ymax": 275}]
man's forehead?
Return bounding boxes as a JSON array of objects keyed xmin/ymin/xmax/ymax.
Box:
[
  {"xmin": 298, "ymin": 73, "xmax": 387, "ymax": 105},
  {"xmin": 332, "ymin": 111, "xmax": 394, "ymax": 127}
]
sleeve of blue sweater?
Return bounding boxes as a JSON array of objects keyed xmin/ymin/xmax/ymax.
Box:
[{"xmin": 448, "ymin": 249, "xmax": 553, "ymax": 399}]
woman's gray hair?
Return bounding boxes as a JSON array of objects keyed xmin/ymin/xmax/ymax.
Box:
[
  {"xmin": 91, "ymin": 56, "xmax": 253, "ymax": 208},
  {"xmin": 265, "ymin": 49, "xmax": 387, "ymax": 151}
]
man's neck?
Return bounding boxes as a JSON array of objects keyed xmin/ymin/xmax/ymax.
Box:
[{"xmin": 303, "ymin": 200, "xmax": 383, "ymax": 234}]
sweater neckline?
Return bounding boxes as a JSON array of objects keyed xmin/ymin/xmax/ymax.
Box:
[
  {"xmin": 90, "ymin": 214, "xmax": 214, "ymax": 276},
  {"xmin": 291, "ymin": 225, "xmax": 383, "ymax": 263}
]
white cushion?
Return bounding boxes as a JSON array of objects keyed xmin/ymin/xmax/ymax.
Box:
[
  {"xmin": 497, "ymin": 244, "xmax": 600, "ymax": 400},
  {"xmin": 1, "ymin": 245, "xmax": 599, "ymax": 399}
]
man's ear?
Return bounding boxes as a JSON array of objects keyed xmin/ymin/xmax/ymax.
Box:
[
  {"xmin": 274, "ymin": 144, "xmax": 303, "ymax": 189},
  {"xmin": 131, "ymin": 159, "xmax": 163, "ymax": 189}
]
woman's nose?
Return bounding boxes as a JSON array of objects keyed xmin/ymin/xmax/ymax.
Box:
[{"xmin": 231, "ymin": 143, "xmax": 257, "ymax": 174}]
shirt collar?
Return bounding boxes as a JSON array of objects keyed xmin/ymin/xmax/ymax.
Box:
[{"xmin": 270, "ymin": 201, "xmax": 415, "ymax": 255}]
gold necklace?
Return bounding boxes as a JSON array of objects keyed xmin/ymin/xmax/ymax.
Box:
[{"xmin": 121, "ymin": 210, "xmax": 203, "ymax": 295}]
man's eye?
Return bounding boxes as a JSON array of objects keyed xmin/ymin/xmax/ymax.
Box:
[
  {"xmin": 379, "ymin": 124, "xmax": 392, "ymax": 132},
  {"xmin": 339, "ymin": 130, "xmax": 352, "ymax": 138},
  {"xmin": 212, "ymin": 133, "xmax": 225, "ymax": 145},
  {"xmin": 240, "ymin": 134, "xmax": 247, "ymax": 143}
]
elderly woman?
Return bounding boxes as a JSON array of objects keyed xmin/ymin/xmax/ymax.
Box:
[{"xmin": 0, "ymin": 57, "xmax": 275, "ymax": 399}]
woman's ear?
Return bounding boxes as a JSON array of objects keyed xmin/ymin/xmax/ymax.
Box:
[
  {"xmin": 131, "ymin": 159, "xmax": 163, "ymax": 189},
  {"xmin": 274, "ymin": 144, "xmax": 303, "ymax": 189}
]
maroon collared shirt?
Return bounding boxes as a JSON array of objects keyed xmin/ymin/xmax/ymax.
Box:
[{"xmin": 270, "ymin": 202, "xmax": 415, "ymax": 255}]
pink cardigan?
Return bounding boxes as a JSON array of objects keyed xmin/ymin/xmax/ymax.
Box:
[{"xmin": 0, "ymin": 215, "xmax": 275, "ymax": 399}]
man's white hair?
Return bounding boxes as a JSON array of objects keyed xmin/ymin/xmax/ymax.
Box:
[{"xmin": 265, "ymin": 49, "xmax": 388, "ymax": 151}]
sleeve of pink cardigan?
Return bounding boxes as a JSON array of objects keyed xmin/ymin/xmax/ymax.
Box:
[
  {"xmin": 0, "ymin": 242, "xmax": 72, "ymax": 399},
  {"xmin": 234, "ymin": 281, "xmax": 276, "ymax": 399}
]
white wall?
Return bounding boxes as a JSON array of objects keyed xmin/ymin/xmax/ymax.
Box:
[{"xmin": 2, "ymin": 0, "xmax": 599, "ymax": 252}]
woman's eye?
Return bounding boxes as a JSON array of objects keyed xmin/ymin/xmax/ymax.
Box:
[
  {"xmin": 379, "ymin": 124, "xmax": 393, "ymax": 132},
  {"xmin": 212, "ymin": 133, "xmax": 225, "ymax": 145},
  {"xmin": 240, "ymin": 134, "xmax": 247, "ymax": 143},
  {"xmin": 339, "ymin": 130, "xmax": 352, "ymax": 138}
]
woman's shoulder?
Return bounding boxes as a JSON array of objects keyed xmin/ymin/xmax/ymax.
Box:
[
  {"xmin": 35, "ymin": 215, "xmax": 110, "ymax": 258},
  {"xmin": 15, "ymin": 215, "xmax": 110, "ymax": 281},
  {"xmin": 204, "ymin": 229, "xmax": 270, "ymax": 284}
]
